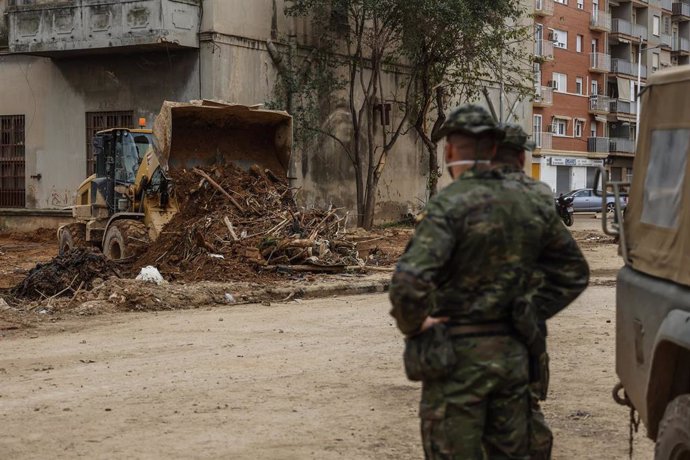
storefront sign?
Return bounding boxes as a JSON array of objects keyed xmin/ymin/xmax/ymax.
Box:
[{"xmin": 549, "ymin": 157, "xmax": 604, "ymax": 167}]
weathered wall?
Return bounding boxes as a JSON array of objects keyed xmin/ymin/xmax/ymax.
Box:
[
  {"xmin": 199, "ymin": 32, "xmax": 429, "ymax": 222},
  {"xmin": 0, "ymin": 0, "xmax": 532, "ymax": 225},
  {"xmin": 0, "ymin": 50, "xmax": 199, "ymax": 209},
  {"xmin": 0, "ymin": 0, "xmax": 7, "ymax": 48}
]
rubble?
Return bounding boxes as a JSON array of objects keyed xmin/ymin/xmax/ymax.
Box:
[
  {"xmin": 11, "ymin": 248, "xmax": 121, "ymax": 300},
  {"xmin": 134, "ymin": 163, "xmax": 362, "ymax": 282}
]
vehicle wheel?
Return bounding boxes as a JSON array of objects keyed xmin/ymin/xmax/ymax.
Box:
[
  {"xmin": 606, "ymin": 202, "xmax": 615, "ymax": 214},
  {"xmin": 58, "ymin": 223, "xmax": 86, "ymax": 255},
  {"xmin": 564, "ymin": 213, "xmax": 574, "ymax": 227},
  {"xmin": 102, "ymin": 220, "xmax": 150, "ymax": 261},
  {"xmin": 655, "ymin": 394, "xmax": 690, "ymax": 460}
]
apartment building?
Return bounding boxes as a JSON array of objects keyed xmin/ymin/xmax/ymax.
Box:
[
  {"xmin": 606, "ymin": 0, "xmax": 678, "ymax": 181},
  {"xmin": 532, "ymin": 0, "xmax": 690, "ymax": 193},
  {"xmin": 532, "ymin": 0, "xmax": 610, "ymax": 195}
]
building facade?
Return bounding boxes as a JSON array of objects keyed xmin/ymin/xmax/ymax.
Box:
[
  {"xmin": 0, "ymin": 0, "xmax": 535, "ymax": 224},
  {"xmin": 532, "ymin": 0, "xmax": 688, "ymax": 194},
  {"xmin": 0, "ymin": 0, "xmax": 429, "ymax": 224},
  {"xmin": 532, "ymin": 0, "xmax": 610, "ymax": 195}
]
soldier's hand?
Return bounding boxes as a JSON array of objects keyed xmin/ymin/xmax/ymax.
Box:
[{"xmin": 418, "ymin": 316, "xmax": 450, "ymax": 334}]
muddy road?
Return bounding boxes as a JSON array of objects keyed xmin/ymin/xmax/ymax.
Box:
[{"xmin": 0, "ymin": 291, "xmax": 652, "ymax": 459}]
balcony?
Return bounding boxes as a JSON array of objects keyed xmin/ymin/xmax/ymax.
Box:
[
  {"xmin": 534, "ymin": 0, "xmax": 554, "ymax": 16},
  {"xmin": 633, "ymin": 23, "xmax": 648, "ymax": 41},
  {"xmin": 662, "ymin": 0, "xmax": 673, "ymax": 10},
  {"xmin": 533, "ymin": 132, "xmax": 553, "ymax": 150},
  {"xmin": 661, "ymin": 33, "xmax": 673, "ymax": 48},
  {"xmin": 609, "ymin": 138, "xmax": 636, "ymax": 154},
  {"xmin": 609, "ymin": 99, "xmax": 637, "ymax": 117},
  {"xmin": 588, "ymin": 137, "xmax": 610, "ymax": 153},
  {"xmin": 611, "ymin": 58, "xmax": 647, "ymax": 78},
  {"xmin": 590, "ymin": 52, "xmax": 611, "ymax": 72},
  {"xmin": 673, "ymin": 36, "xmax": 690, "ymax": 54},
  {"xmin": 534, "ymin": 86, "xmax": 553, "ymax": 107},
  {"xmin": 6, "ymin": 0, "xmax": 200, "ymax": 56},
  {"xmin": 534, "ymin": 39, "xmax": 554, "ymax": 60},
  {"xmin": 673, "ymin": 2, "xmax": 690, "ymax": 19},
  {"xmin": 611, "ymin": 18, "xmax": 633, "ymax": 37},
  {"xmin": 589, "ymin": 95, "xmax": 611, "ymax": 114},
  {"xmin": 590, "ymin": 11, "xmax": 612, "ymax": 32},
  {"xmin": 612, "ymin": 19, "xmax": 649, "ymax": 41}
]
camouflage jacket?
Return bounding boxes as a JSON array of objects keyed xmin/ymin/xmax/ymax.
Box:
[{"xmin": 389, "ymin": 168, "xmax": 589, "ymax": 336}]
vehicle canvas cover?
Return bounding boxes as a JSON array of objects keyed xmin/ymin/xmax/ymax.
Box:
[
  {"xmin": 152, "ymin": 100, "xmax": 293, "ymax": 175},
  {"xmin": 625, "ymin": 66, "xmax": 690, "ymax": 287}
]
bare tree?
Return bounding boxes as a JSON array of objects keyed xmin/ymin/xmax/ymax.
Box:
[{"xmin": 284, "ymin": 0, "xmax": 534, "ymax": 227}]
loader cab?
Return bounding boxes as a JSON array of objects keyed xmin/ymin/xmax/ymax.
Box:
[
  {"xmin": 93, "ymin": 129, "xmax": 153, "ymax": 184},
  {"xmin": 92, "ymin": 128, "xmax": 154, "ymax": 214}
]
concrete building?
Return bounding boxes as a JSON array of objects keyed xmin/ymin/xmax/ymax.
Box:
[
  {"xmin": 0, "ymin": 0, "xmax": 425, "ymax": 229},
  {"xmin": 605, "ymin": 0, "xmax": 676, "ymax": 180},
  {"xmin": 0, "ymin": 0, "xmax": 536, "ymax": 229}
]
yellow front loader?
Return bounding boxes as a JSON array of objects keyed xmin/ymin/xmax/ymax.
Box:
[{"xmin": 58, "ymin": 100, "xmax": 293, "ymax": 260}]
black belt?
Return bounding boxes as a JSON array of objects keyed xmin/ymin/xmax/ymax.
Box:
[{"xmin": 448, "ymin": 322, "xmax": 514, "ymax": 338}]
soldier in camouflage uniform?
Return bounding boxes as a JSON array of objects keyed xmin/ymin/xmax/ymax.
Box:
[
  {"xmin": 494, "ymin": 124, "xmax": 554, "ymax": 204},
  {"xmin": 495, "ymin": 124, "xmax": 555, "ymax": 460},
  {"xmin": 389, "ymin": 105, "xmax": 589, "ymax": 459}
]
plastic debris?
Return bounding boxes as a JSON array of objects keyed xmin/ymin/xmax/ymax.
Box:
[{"xmin": 135, "ymin": 266, "xmax": 166, "ymax": 285}]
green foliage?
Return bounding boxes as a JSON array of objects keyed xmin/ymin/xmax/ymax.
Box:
[
  {"xmin": 280, "ymin": 0, "xmax": 534, "ymax": 225},
  {"xmin": 266, "ymin": 41, "xmax": 343, "ymax": 148}
]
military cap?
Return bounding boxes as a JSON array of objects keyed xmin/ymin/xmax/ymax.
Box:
[
  {"xmin": 499, "ymin": 123, "xmax": 536, "ymax": 152},
  {"xmin": 432, "ymin": 104, "xmax": 504, "ymax": 143}
]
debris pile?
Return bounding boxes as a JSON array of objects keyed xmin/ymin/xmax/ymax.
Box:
[
  {"xmin": 11, "ymin": 248, "xmax": 121, "ymax": 300},
  {"xmin": 134, "ymin": 164, "xmax": 360, "ymax": 282}
]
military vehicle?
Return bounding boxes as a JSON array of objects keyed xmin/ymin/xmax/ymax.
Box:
[
  {"xmin": 58, "ymin": 100, "xmax": 293, "ymax": 260},
  {"xmin": 599, "ymin": 66, "xmax": 690, "ymax": 459}
]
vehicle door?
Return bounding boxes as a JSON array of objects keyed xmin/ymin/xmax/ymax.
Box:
[{"xmin": 572, "ymin": 189, "xmax": 593, "ymax": 211}]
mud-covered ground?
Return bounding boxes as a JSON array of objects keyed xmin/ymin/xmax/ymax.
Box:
[
  {"xmin": 0, "ymin": 213, "xmax": 654, "ymax": 458},
  {"xmin": 0, "ymin": 226, "xmax": 411, "ymax": 331}
]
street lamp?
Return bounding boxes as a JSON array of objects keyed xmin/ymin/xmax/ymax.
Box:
[{"xmin": 636, "ymin": 40, "xmax": 663, "ymax": 146}]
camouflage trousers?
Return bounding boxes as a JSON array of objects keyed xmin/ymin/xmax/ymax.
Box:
[
  {"xmin": 530, "ymin": 390, "xmax": 553, "ymax": 460},
  {"xmin": 420, "ymin": 335, "xmax": 530, "ymax": 460}
]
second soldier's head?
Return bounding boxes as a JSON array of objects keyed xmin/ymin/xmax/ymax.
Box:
[
  {"xmin": 433, "ymin": 104, "xmax": 504, "ymax": 179},
  {"xmin": 494, "ymin": 123, "xmax": 535, "ymax": 170}
]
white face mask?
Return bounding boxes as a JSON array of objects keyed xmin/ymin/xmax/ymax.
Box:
[
  {"xmin": 445, "ymin": 160, "xmax": 491, "ymax": 168},
  {"xmin": 446, "ymin": 160, "xmax": 492, "ymax": 179}
]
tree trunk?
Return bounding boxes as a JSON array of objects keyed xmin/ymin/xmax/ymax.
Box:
[
  {"xmin": 362, "ymin": 174, "xmax": 379, "ymax": 230},
  {"xmin": 354, "ymin": 164, "xmax": 365, "ymax": 228},
  {"xmin": 426, "ymin": 139, "xmax": 440, "ymax": 198}
]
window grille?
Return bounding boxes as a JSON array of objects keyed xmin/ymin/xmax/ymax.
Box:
[{"xmin": 0, "ymin": 115, "xmax": 26, "ymax": 208}]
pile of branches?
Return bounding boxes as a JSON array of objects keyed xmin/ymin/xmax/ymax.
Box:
[
  {"xmin": 12, "ymin": 248, "xmax": 121, "ymax": 300},
  {"xmin": 134, "ymin": 164, "xmax": 360, "ymax": 282}
]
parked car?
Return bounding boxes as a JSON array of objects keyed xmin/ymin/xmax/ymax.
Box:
[{"xmin": 561, "ymin": 188, "xmax": 627, "ymax": 213}]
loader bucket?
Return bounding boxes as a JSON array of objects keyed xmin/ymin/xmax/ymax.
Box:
[{"xmin": 153, "ymin": 100, "xmax": 292, "ymax": 176}]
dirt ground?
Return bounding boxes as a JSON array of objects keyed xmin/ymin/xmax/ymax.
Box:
[
  {"xmin": 0, "ymin": 228, "xmax": 57, "ymax": 290},
  {"xmin": 0, "ymin": 213, "xmax": 654, "ymax": 458}
]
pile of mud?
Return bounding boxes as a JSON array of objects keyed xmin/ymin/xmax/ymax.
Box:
[
  {"xmin": 134, "ymin": 164, "xmax": 360, "ymax": 282},
  {"xmin": 12, "ymin": 248, "xmax": 121, "ymax": 300}
]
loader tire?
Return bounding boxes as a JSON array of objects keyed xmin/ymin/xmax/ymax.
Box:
[
  {"xmin": 103, "ymin": 220, "xmax": 150, "ymax": 261},
  {"xmin": 58, "ymin": 223, "xmax": 86, "ymax": 256},
  {"xmin": 655, "ymin": 394, "xmax": 690, "ymax": 460}
]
